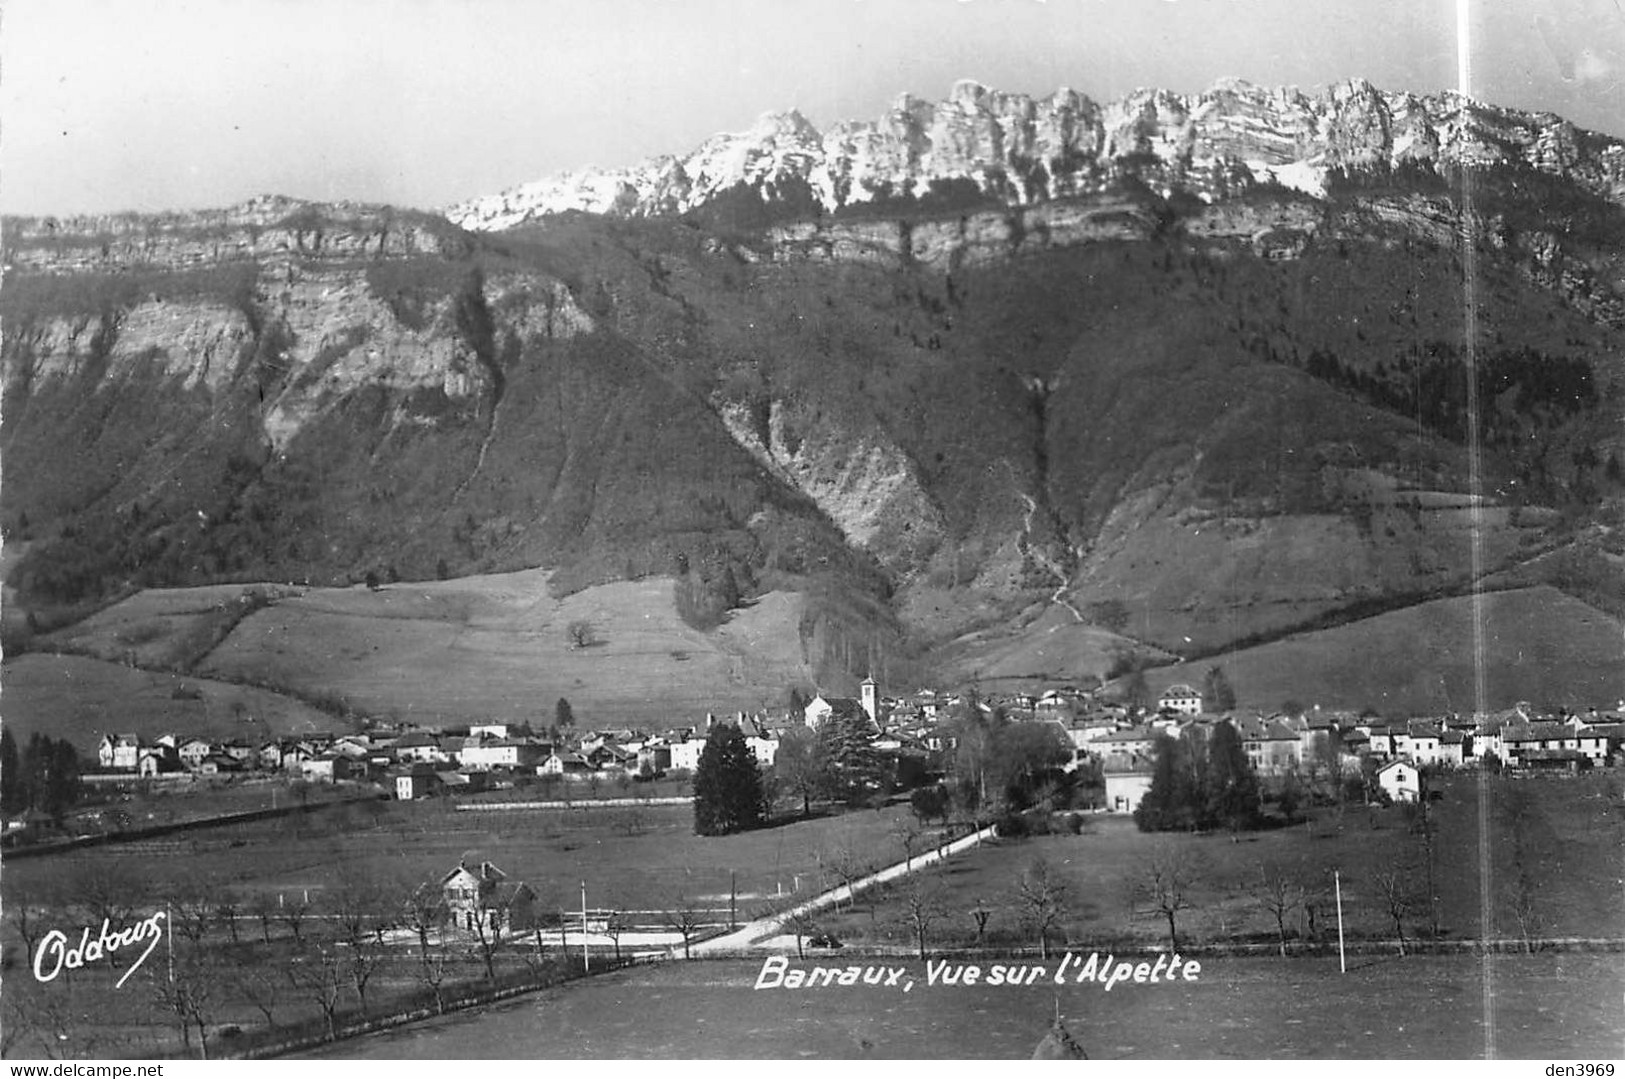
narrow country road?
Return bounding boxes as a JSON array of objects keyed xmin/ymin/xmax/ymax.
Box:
[{"xmin": 689, "ymin": 822, "xmax": 999, "ymax": 954}]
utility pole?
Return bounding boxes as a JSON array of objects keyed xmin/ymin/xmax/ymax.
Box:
[
  {"xmin": 1334, "ymin": 869, "xmax": 1346, "ymax": 974},
  {"xmin": 581, "ymin": 880, "xmax": 589, "ymax": 972},
  {"xmin": 730, "ymin": 870, "xmax": 737, "ymax": 931}
]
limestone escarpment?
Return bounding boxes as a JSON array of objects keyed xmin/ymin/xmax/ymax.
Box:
[
  {"xmin": 3, "ymin": 196, "xmax": 472, "ymax": 275},
  {"xmin": 3, "ymin": 201, "xmax": 595, "ymax": 453}
]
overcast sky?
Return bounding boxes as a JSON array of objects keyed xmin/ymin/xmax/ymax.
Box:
[{"xmin": 2, "ymin": 0, "xmax": 1620, "ymax": 216}]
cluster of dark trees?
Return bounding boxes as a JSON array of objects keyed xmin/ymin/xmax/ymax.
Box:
[
  {"xmin": 1133, "ymin": 723, "xmax": 1264, "ymax": 834},
  {"xmin": 774, "ymin": 699, "xmax": 909, "ymax": 819},
  {"xmin": 937, "ymin": 695, "xmax": 1085, "ymax": 825},
  {"xmin": 1302, "ymin": 341, "xmax": 1608, "ymax": 504},
  {"xmin": 696, "ymin": 686, "xmax": 1097, "ymax": 836},
  {"xmin": 0, "ymin": 729, "xmax": 82, "ymax": 821}
]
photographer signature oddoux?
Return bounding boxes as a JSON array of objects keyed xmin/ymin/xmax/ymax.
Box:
[{"xmin": 33, "ymin": 911, "xmax": 169, "ymax": 990}]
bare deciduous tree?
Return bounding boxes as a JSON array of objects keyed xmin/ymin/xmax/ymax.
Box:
[
  {"xmin": 286, "ymin": 945, "xmax": 346, "ymax": 1041},
  {"xmin": 1014, "ymin": 858, "xmax": 1070, "ymax": 959},
  {"xmin": 1506, "ymin": 869, "xmax": 1544, "ymax": 954},
  {"xmin": 3, "ymin": 884, "xmax": 49, "ymax": 959},
  {"xmin": 414, "ymin": 948, "xmax": 453, "ymax": 1014},
  {"xmin": 167, "ymin": 880, "xmax": 215, "ymax": 950},
  {"xmin": 900, "ymin": 877, "xmax": 948, "ymax": 960},
  {"xmin": 467, "ymin": 907, "xmax": 506, "ymax": 981},
  {"xmin": 150, "ymin": 954, "xmax": 221, "ymax": 1059},
  {"xmin": 784, "ymin": 906, "xmax": 819, "ymax": 960},
  {"xmin": 69, "ymin": 860, "xmax": 148, "ymax": 939},
  {"xmin": 823, "ymin": 843, "xmax": 869, "ymax": 914},
  {"xmin": 401, "ymin": 882, "xmax": 445, "ymax": 955},
  {"xmin": 1136, "ymin": 844, "xmax": 1199, "ymax": 953},
  {"xmin": 1372, "ymin": 861, "xmax": 1417, "ymax": 957},
  {"xmin": 662, "ymin": 896, "xmax": 705, "ymax": 959},
  {"xmin": 1253, "ymin": 863, "xmax": 1299, "ymax": 957},
  {"xmin": 278, "ymin": 893, "xmax": 311, "ymax": 944},
  {"xmin": 234, "ymin": 967, "xmax": 284, "ymax": 1032},
  {"xmin": 215, "ymin": 896, "xmax": 242, "ymax": 946},
  {"xmin": 892, "ymin": 820, "xmax": 923, "ymax": 873},
  {"xmin": 2, "ymin": 979, "xmax": 77, "ymax": 1059},
  {"xmin": 247, "ymin": 892, "xmax": 278, "ymax": 945},
  {"xmin": 603, "ymin": 906, "xmax": 630, "ymax": 963}
]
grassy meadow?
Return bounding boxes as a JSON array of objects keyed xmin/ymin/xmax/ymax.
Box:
[
  {"xmin": 0, "ymin": 797, "xmax": 925, "ymax": 1058},
  {"xmin": 19, "ymin": 569, "xmax": 821, "ymax": 737},
  {"xmin": 307, "ymin": 951, "xmax": 1624, "ymax": 1059},
  {"xmin": 4, "ymin": 767, "xmax": 1620, "ymax": 1059},
  {"xmin": 813, "ymin": 773, "xmax": 1625, "ymax": 954},
  {"xmin": 0, "ymin": 652, "xmax": 338, "ymax": 751},
  {"xmin": 1, "ymin": 798, "xmax": 925, "ymax": 923},
  {"xmin": 1144, "ymin": 585, "xmax": 1625, "ymax": 714}
]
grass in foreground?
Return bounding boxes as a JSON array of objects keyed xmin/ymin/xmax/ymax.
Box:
[{"xmin": 306, "ymin": 952, "xmax": 1624, "ymax": 1059}]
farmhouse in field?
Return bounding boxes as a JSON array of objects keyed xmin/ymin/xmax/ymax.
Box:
[
  {"xmin": 440, "ymin": 858, "xmax": 538, "ymax": 935},
  {"xmin": 1376, "ymin": 759, "xmax": 1421, "ymax": 803}
]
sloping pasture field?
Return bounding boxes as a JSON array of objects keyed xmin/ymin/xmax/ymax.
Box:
[
  {"xmin": 933, "ymin": 602, "xmax": 1164, "ymax": 690},
  {"xmin": 0, "ymin": 652, "xmax": 337, "ymax": 751},
  {"xmin": 193, "ymin": 571, "xmax": 814, "ymax": 726},
  {"xmin": 1144, "ymin": 585, "xmax": 1625, "ymax": 714}
]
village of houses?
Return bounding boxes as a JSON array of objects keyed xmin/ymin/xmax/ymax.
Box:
[{"xmin": 84, "ymin": 675, "xmax": 1625, "ymax": 818}]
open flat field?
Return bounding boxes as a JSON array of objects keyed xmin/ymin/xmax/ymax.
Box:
[
  {"xmin": 1145, "ymin": 585, "xmax": 1625, "ymax": 714},
  {"xmin": 1, "ymin": 800, "xmax": 926, "ymax": 1058},
  {"xmin": 308, "ymin": 951, "xmax": 1625, "ymax": 1059},
  {"xmin": 818, "ymin": 773, "xmax": 1625, "ymax": 952},
  {"xmin": 1, "ymin": 798, "xmax": 923, "ymax": 921}
]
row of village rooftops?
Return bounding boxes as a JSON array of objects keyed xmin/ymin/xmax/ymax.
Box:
[
  {"xmin": 89, "ymin": 687, "xmax": 889, "ymax": 784},
  {"xmin": 85, "ymin": 680, "xmax": 1109, "ymax": 782},
  {"xmin": 93, "ymin": 674, "xmax": 1625, "ymax": 790},
  {"xmin": 1091, "ymin": 707, "xmax": 1625, "ymax": 777}
]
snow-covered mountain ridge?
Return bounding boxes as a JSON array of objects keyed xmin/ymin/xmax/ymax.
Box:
[{"xmin": 446, "ymin": 78, "xmax": 1625, "ymax": 230}]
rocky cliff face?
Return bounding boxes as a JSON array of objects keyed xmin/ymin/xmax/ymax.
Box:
[
  {"xmin": 3, "ymin": 199, "xmax": 593, "ymax": 425},
  {"xmin": 4, "ymin": 83, "xmax": 1622, "ymax": 699},
  {"xmin": 446, "ymin": 78, "xmax": 1625, "ymax": 229},
  {"xmin": 712, "ymin": 394, "xmax": 947, "ymax": 575},
  {"xmin": 4, "ymin": 196, "xmax": 473, "ymax": 275}
]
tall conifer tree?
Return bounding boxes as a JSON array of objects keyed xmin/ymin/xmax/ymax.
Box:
[{"xmin": 693, "ymin": 724, "xmax": 766, "ymax": 836}]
